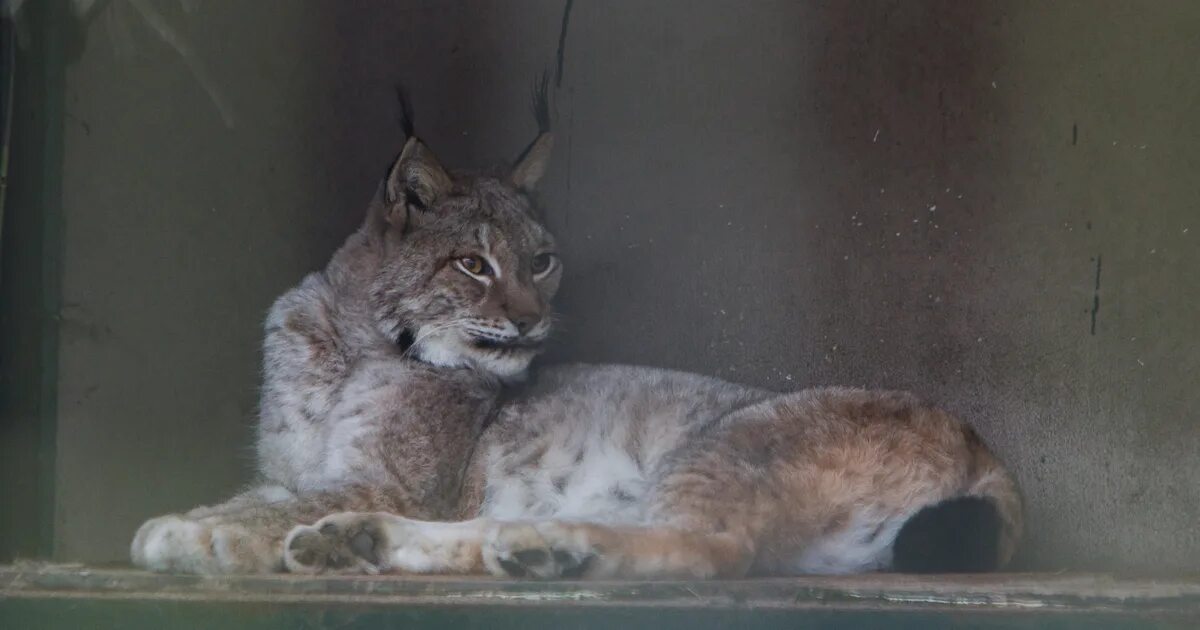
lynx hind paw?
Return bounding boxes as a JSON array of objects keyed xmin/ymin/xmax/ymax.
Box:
[
  {"xmin": 284, "ymin": 512, "xmax": 390, "ymax": 575},
  {"xmin": 483, "ymin": 522, "xmax": 596, "ymax": 579}
]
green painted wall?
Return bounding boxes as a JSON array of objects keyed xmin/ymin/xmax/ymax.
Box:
[
  {"xmin": 2, "ymin": 0, "xmax": 1196, "ymax": 573},
  {"xmin": 0, "ymin": 0, "xmax": 66, "ymax": 561}
]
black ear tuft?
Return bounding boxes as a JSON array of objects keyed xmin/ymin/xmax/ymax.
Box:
[
  {"xmin": 509, "ymin": 72, "xmax": 555, "ymax": 192},
  {"xmin": 530, "ymin": 71, "xmax": 551, "ymax": 135},
  {"xmin": 395, "ymin": 82, "xmax": 415, "ymax": 140}
]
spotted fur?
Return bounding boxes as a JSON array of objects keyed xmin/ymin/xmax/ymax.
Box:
[
  {"xmin": 133, "ymin": 109, "xmax": 561, "ymax": 573},
  {"xmin": 133, "ymin": 97, "xmax": 1021, "ymax": 578}
]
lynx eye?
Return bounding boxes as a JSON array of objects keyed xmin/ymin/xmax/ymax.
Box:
[
  {"xmin": 456, "ymin": 256, "xmax": 492, "ymax": 277},
  {"xmin": 531, "ymin": 253, "xmax": 556, "ymax": 275}
]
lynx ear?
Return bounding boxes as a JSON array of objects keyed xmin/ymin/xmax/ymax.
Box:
[
  {"xmin": 510, "ymin": 132, "xmax": 554, "ymax": 191},
  {"xmin": 510, "ymin": 73, "xmax": 554, "ymax": 191},
  {"xmin": 381, "ymin": 137, "xmax": 452, "ymax": 229}
]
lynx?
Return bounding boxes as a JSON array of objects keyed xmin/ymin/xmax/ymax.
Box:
[{"xmin": 132, "ymin": 86, "xmax": 1021, "ymax": 578}]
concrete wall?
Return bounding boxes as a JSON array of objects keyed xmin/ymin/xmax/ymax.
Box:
[{"xmin": 21, "ymin": 0, "xmax": 1198, "ymax": 572}]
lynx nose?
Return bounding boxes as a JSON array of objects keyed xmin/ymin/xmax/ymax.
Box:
[{"xmin": 510, "ymin": 315, "xmax": 538, "ymax": 335}]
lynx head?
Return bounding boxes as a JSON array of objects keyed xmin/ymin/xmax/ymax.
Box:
[{"xmin": 361, "ymin": 85, "xmax": 560, "ymax": 381}]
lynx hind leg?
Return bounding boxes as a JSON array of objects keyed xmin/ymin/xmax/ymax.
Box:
[
  {"xmin": 483, "ymin": 521, "xmax": 753, "ymax": 580},
  {"xmin": 285, "ymin": 513, "xmax": 488, "ymax": 575}
]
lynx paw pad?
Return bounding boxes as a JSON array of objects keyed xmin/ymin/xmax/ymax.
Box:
[
  {"xmin": 284, "ymin": 513, "xmax": 388, "ymax": 575},
  {"xmin": 484, "ymin": 522, "xmax": 596, "ymax": 579}
]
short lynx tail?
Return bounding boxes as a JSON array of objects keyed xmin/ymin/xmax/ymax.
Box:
[{"xmin": 893, "ymin": 430, "xmax": 1023, "ymax": 573}]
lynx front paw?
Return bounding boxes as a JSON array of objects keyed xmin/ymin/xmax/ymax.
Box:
[
  {"xmin": 483, "ymin": 522, "xmax": 596, "ymax": 579},
  {"xmin": 131, "ymin": 514, "xmax": 280, "ymax": 574},
  {"xmin": 283, "ymin": 512, "xmax": 390, "ymax": 575},
  {"xmin": 132, "ymin": 515, "xmax": 207, "ymax": 573}
]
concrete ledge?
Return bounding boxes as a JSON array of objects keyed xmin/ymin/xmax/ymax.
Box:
[{"xmin": 2, "ymin": 564, "xmax": 1198, "ymax": 628}]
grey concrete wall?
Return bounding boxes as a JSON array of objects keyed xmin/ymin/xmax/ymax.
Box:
[{"xmin": 41, "ymin": 0, "xmax": 1197, "ymax": 572}]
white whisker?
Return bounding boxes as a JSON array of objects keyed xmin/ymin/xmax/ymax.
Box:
[{"xmin": 401, "ymin": 318, "xmax": 470, "ymax": 361}]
